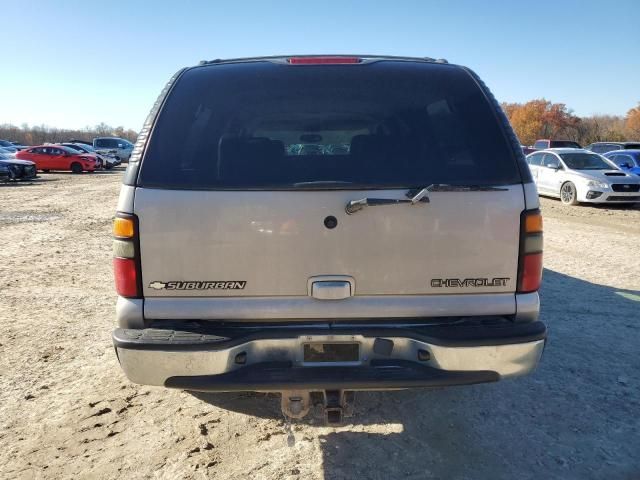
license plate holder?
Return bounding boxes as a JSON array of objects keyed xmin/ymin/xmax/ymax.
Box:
[{"xmin": 303, "ymin": 342, "xmax": 360, "ymax": 363}]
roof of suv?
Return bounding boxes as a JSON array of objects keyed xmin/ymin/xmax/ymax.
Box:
[{"xmin": 194, "ymin": 54, "xmax": 452, "ymax": 68}]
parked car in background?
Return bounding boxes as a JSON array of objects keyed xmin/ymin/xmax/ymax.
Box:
[
  {"xmin": 9, "ymin": 141, "xmax": 28, "ymax": 150},
  {"xmin": 526, "ymin": 149, "xmax": 640, "ymax": 205},
  {"xmin": 56, "ymin": 143, "xmax": 103, "ymax": 168},
  {"xmin": 532, "ymin": 139, "xmax": 581, "ymax": 150},
  {"xmin": 522, "ymin": 145, "xmax": 536, "ymax": 155},
  {"xmin": 0, "ymin": 146, "xmax": 15, "ymax": 156},
  {"xmin": 0, "ymin": 140, "xmax": 19, "ymax": 153},
  {"xmin": 16, "ymin": 145, "xmax": 99, "ymax": 173},
  {"xmin": 604, "ymin": 150, "xmax": 640, "ymax": 176},
  {"xmin": 93, "ymin": 137, "xmax": 134, "ymax": 162},
  {"xmin": 68, "ymin": 139, "xmax": 93, "ymax": 146},
  {"xmin": 0, "ymin": 149, "xmax": 37, "ymax": 181},
  {"xmin": 60, "ymin": 142, "xmax": 120, "ymax": 169},
  {"xmin": 584, "ymin": 141, "xmax": 640, "ymax": 154}
]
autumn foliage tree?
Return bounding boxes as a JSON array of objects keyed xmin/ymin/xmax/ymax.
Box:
[
  {"xmin": 501, "ymin": 99, "xmax": 580, "ymax": 145},
  {"xmin": 625, "ymin": 102, "xmax": 640, "ymax": 139}
]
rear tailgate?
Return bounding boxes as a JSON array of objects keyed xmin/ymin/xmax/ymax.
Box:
[
  {"xmin": 137, "ymin": 187, "xmax": 522, "ymax": 299},
  {"xmin": 137, "ymin": 185, "xmax": 524, "ymax": 321}
]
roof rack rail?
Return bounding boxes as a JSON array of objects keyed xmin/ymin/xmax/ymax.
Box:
[{"xmin": 196, "ymin": 55, "xmax": 452, "ymax": 67}]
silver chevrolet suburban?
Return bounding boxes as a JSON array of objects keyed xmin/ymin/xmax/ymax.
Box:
[{"xmin": 112, "ymin": 55, "xmax": 546, "ymax": 423}]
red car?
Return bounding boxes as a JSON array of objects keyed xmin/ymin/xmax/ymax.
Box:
[{"xmin": 16, "ymin": 145, "xmax": 99, "ymax": 173}]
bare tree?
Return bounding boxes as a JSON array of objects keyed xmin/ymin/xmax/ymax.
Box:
[{"xmin": 0, "ymin": 123, "xmax": 138, "ymax": 145}]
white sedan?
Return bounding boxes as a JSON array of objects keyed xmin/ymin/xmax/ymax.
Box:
[{"xmin": 526, "ymin": 148, "xmax": 640, "ymax": 205}]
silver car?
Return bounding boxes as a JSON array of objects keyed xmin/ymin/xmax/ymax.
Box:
[
  {"xmin": 111, "ymin": 55, "xmax": 546, "ymax": 423},
  {"xmin": 93, "ymin": 137, "xmax": 134, "ymax": 162},
  {"xmin": 526, "ymin": 148, "xmax": 640, "ymax": 205}
]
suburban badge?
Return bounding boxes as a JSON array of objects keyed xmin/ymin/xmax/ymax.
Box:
[{"xmin": 148, "ymin": 281, "xmax": 247, "ymax": 290}]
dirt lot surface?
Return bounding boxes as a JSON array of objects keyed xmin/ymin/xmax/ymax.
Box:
[{"xmin": 1, "ymin": 171, "xmax": 639, "ymax": 480}]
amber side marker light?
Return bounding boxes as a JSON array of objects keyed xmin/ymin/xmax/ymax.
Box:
[
  {"xmin": 518, "ymin": 210, "xmax": 543, "ymax": 293},
  {"xmin": 113, "ymin": 217, "xmax": 135, "ymax": 238}
]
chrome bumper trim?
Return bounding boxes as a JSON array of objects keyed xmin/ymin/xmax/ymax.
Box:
[{"xmin": 115, "ymin": 334, "xmax": 545, "ymax": 388}]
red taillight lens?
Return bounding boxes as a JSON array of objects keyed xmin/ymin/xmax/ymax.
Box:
[
  {"xmin": 113, "ymin": 257, "xmax": 140, "ymax": 297},
  {"xmin": 113, "ymin": 213, "xmax": 140, "ymax": 298},
  {"xmin": 287, "ymin": 56, "xmax": 360, "ymax": 65},
  {"xmin": 517, "ymin": 210, "xmax": 543, "ymax": 293},
  {"xmin": 518, "ymin": 253, "xmax": 543, "ymax": 293}
]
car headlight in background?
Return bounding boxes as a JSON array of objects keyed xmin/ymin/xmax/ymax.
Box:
[{"xmin": 586, "ymin": 180, "xmax": 609, "ymax": 189}]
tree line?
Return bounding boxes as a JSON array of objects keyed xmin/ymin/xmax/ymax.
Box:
[
  {"xmin": 502, "ymin": 100, "xmax": 640, "ymax": 146},
  {"xmin": 0, "ymin": 123, "xmax": 138, "ymax": 146},
  {"xmin": 3, "ymin": 101, "xmax": 640, "ymax": 149}
]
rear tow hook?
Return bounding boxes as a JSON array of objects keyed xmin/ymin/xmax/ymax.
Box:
[
  {"xmin": 281, "ymin": 390, "xmax": 311, "ymax": 420},
  {"xmin": 280, "ymin": 390, "xmax": 355, "ymax": 425}
]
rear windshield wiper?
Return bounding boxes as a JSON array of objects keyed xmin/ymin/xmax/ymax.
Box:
[
  {"xmin": 293, "ymin": 181, "xmax": 355, "ymax": 188},
  {"xmin": 345, "ymin": 186, "xmax": 431, "ymax": 215},
  {"xmin": 345, "ymin": 184, "xmax": 509, "ymax": 214}
]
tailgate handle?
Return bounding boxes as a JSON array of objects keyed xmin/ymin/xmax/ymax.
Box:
[{"xmin": 311, "ymin": 281, "xmax": 352, "ymax": 300}]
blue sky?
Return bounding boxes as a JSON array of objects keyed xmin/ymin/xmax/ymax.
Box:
[{"xmin": 1, "ymin": 0, "xmax": 638, "ymax": 130}]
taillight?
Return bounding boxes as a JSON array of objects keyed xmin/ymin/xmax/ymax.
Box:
[
  {"xmin": 113, "ymin": 217, "xmax": 135, "ymax": 237},
  {"xmin": 287, "ymin": 56, "xmax": 360, "ymax": 65},
  {"xmin": 517, "ymin": 210, "xmax": 543, "ymax": 293},
  {"xmin": 114, "ymin": 258, "xmax": 139, "ymax": 297},
  {"xmin": 113, "ymin": 213, "xmax": 141, "ymax": 298}
]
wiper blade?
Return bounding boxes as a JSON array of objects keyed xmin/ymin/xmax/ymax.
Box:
[
  {"xmin": 293, "ymin": 180, "xmax": 354, "ymax": 188},
  {"xmin": 345, "ymin": 184, "xmax": 509, "ymax": 214},
  {"xmin": 345, "ymin": 186, "xmax": 432, "ymax": 215}
]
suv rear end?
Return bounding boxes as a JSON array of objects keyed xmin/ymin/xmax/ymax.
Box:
[{"xmin": 112, "ymin": 55, "xmax": 546, "ymax": 421}]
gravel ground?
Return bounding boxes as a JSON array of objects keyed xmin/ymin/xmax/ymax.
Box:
[{"xmin": 0, "ymin": 171, "xmax": 639, "ymax": 480}]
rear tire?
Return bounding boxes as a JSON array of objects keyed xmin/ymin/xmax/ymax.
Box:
[
  {"xmin": 71, "ymin": 163, "xmax": 83, "ymax": 174},
  {"xmin": 560, "ymin": 182, "xmax": 578, "ymax": 205}
]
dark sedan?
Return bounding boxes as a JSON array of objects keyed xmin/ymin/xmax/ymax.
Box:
[{"xmin": 0, "ymin": 153, "xmax": 37, "ymax": 181}]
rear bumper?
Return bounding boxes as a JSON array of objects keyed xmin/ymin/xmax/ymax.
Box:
[{"xmin": 113, "ymin": 321, "xmax": 546, "ymax": 391}]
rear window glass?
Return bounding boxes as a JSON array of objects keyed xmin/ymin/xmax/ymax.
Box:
[
  {"xmin": 527, "ymin": 153, "xmax": 544, "ymax": 166},
  {"xmin": 96, "ymin": 139, "xmax": 119, "ymax": 148},
  {"xmin": 139, "ymin": 61, "xmax": 520, "ymax": 190},
  {"xmin": 560, "ymin": 153, "xmax": 612, "ymax": 170}
]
